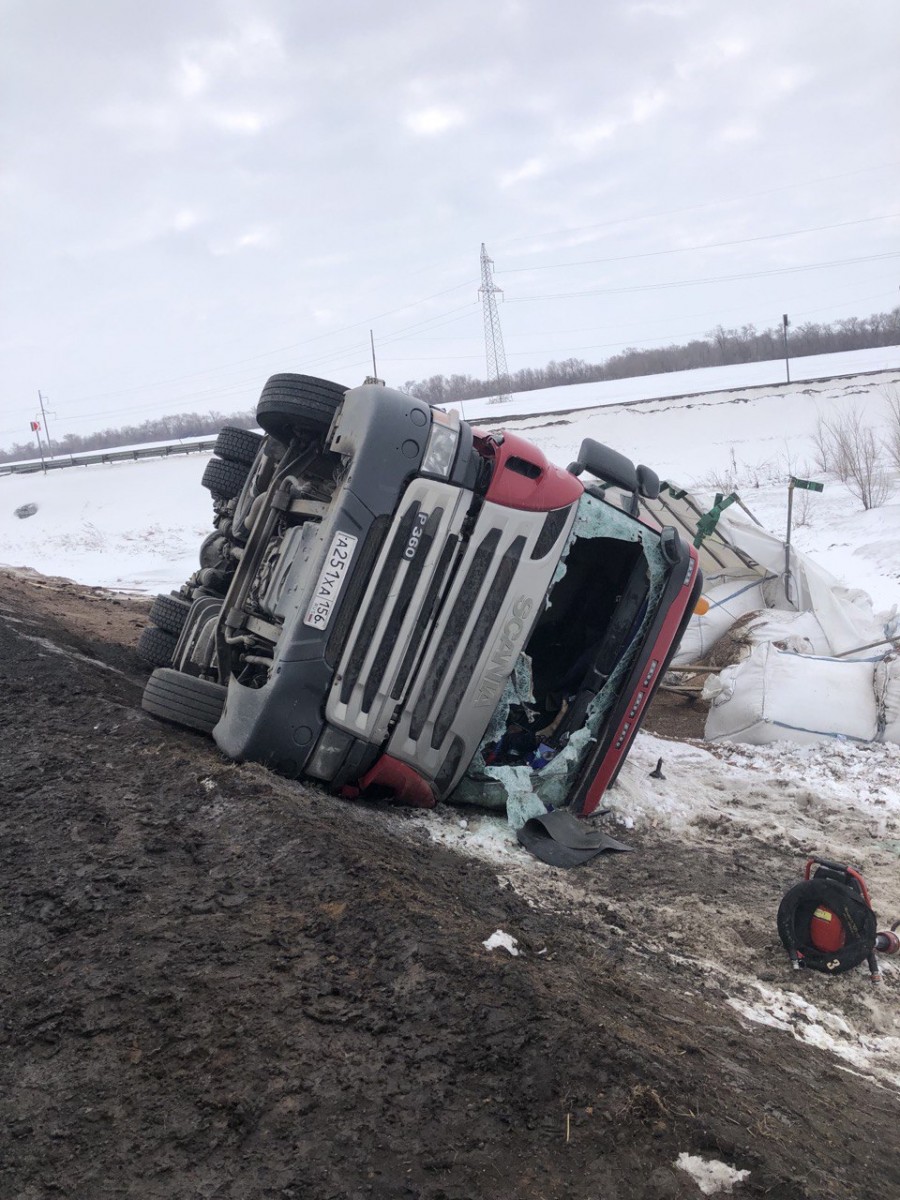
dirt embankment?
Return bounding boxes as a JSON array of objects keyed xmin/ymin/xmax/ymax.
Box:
[{"xmin": 1, "ymin": 570, "xmax": 897, "ymax": 1200}]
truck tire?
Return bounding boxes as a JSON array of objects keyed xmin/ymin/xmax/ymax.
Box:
[
  {"xmin": 149, "ymin": 593, "xmax": 192, "ymax": 636},
  {"xmin": 202, "ymin": 456, "xmax": 249, "ymax": 500},
  {"xmin": 214, "ymin": 425, "xmax": 264, "ymax": 466},
  {"xmin": 142, "ymin": 668, "xmax": 227, "ymax": 734},
  {"xmin": 137, "ymin": 625, "xmax": 179, "ymax": 668},
  {"xmin": 256, "ymin": 374, "xmax": 346, "ymax": 443}
]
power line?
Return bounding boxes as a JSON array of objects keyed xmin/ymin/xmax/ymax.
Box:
[
  {"xmin": 367, "ymin": 277, "xmax": 900, "ymax": 345},
  {"xmin": 498, "ymin": 213, "xmax": 900, "ymax": 275},
  {"xmin": 508, "ymin": 252, "xmax": 900, "ymax": 303},
  {"xmin": 496, "ymin": 160, "xmax": 900, "ymax": 250},
  {"xmin": 60, "ymin": 280, "xmax": 478, "ymax": 407},
  {"xmin": 50, "ymin": 302, "xmax": 479, "ymax": 425}
]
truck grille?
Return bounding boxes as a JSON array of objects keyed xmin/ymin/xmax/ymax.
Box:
[
  {"xmin": 326, "ymin": 479, "xmax": 471, "ymax": 743},
  {"xmin": 327, "ymin": 485, "xmax": 578, "ymax": 797}
]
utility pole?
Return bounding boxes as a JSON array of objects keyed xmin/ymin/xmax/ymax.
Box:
[
  {"xmin": 364, "ymin": 329, "xmax": 384, "ymax": 385},
  {"xmin": 478, "ymin": 243, "xmax": 509, "ymax": 403},
  {"xmin": 782, "ymin": 314, "xmax": 790, "ymax": 385},
  {"xmin": 37, "ymin": 390, "xmax": 54, "ymax": 456}
]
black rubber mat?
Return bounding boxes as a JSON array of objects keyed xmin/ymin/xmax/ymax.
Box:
[{"xmin": 516, "ymin": 809, "xmax": 633, "ymax": 867}]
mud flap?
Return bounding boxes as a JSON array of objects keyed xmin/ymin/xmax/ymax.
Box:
[{"xmin": 516, "ymin": 809, "xmax": 633, "ymax": 867}]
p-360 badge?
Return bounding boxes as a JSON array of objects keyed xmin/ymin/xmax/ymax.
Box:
[{"xmin": 404, "ymin": 510, "xmax": 429, "ymax": 561}]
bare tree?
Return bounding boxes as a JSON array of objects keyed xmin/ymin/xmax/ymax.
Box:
[
  {"xmin": 816, "ymin": 409, "xmax": 892, "ymax": 510},
  {"xmin": 811, "ymin": 413, "xmax": 838, "ymax": 476},
  {"xmin": 882, "ymin": 385, "xmax": 900, "ymax": 472}
]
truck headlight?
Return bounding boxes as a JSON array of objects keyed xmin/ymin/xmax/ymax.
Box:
[{"xmin": 421, "ymin": 410, "xmax": 460, "ymax": 478}]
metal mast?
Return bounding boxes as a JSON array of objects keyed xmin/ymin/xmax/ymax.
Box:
[{"xmin": 478, "ymin": 243, "xmax": 509, "ymax": 403}]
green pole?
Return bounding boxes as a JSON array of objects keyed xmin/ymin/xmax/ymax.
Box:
[{"xmin": 785, "ymin": 479, "xmax": 795, "ymax": 605}]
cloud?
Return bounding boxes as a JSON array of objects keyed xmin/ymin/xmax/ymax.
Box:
[
  {"xmin": 2, "ymin": 0, "xmax": 897, "ymax": 442},
  {"xmin": 176, "ymin": 58, "xmax": 209, "ymax": 99},
  {"xmin": 628, "ymin": 1, "xmax": 698, "ymax": 15},
  {"xmin": 174, "ymin": 21, "xmax": 285, "ymax": 98},
  {"xmin": 631, "ymin": 88, "xmax": 670, "ymax": 124},
  {"xmin": 718, "ymin": 122, "xmax": 760, "ymax": 144},
  {"xmin": 404, "ymin": 106, "xmax": 465, "ymax": 136},
  {"xmin": 205, "ymin": 109, "xmax": 269, "ymax": 135},
  {"xmin": 771, "ymin": 65, "xmax": 815, "ymax": 95},
  {"xmin": 210, "ymin": 227, "xmax": 274, "ymax": 255},
  {"xmin": 172, "ymin": 209, "xmax": 202, "ymax": 232},
  {"xmin": 94, "ymin": 100, "xmax": 179, "ymax": 137},
  {"xmin": 499, "ymin": 157, "xmax": 547, "ymax": 189},
  {"xmin": 674, "ymin": 34, "xmax": 750, "ymax": 81},
  {"xmin": 567, "ymin": 118, "xmax": 620, "ymax": 154}
]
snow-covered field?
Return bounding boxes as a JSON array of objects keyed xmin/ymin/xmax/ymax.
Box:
[
  {"xmin": 458, "ymin": 344, "xmax": 900, "ymax": 422},
  {"xmin": 3, "ymin": 346, "xmax": 900, "ymax": 1091},
  {"xmin": 4, "ymin": 346, "xmax": 899, "ymax": 607}
]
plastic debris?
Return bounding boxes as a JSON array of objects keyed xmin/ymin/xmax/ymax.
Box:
[{"xmin": 482, "ymin": 930, "xmax": 520, "ymax": 956}]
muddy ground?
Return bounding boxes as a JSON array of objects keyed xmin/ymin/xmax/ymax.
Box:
[{"xmin": 1, "ymin": 570, "xmax": 898, "ymax": 1200}]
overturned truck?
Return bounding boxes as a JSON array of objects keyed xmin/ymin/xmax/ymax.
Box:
[{"xmin": 139, "ymin": 375, "xmax": 702, "ymax": 823}]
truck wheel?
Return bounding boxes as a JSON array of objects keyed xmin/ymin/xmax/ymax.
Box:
[
  {"xmin": 137, "ymin": 625, "xmax": 179, "ymax": 668},
  {"xmin": 149, "ymin": 593, "xmax": 192, "ymax": 636},
  {"xmin": 202, "ymin": 456, "xmax": 249, "ymax": 500},
  {"xmin": 142, "ymin": 668, "xmax": 227, "ymax": 734},
  {"xmin": 214, "ymin": 425, "xmax": 264, "ymax": 466},
  {"xmin": 256, "ymin": 374, "xmax": 346, "ymax": 443}
]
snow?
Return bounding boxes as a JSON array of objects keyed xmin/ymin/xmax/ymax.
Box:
[
  {"xmin": 675, "ymin": 1153, "xmax": 750, "ymax": 1196},
  {"xmin": 455, "ymin": 344, "xmax": 900, "ymax": 422},
  {"xmin": 0, "ymin": 456, "xmax": 212, "ymax": 594},
  {"xmin": 726, "ymin": 986, "xmax": 900, "ymax": 1089},
  {"xmin": 3, "ymin": 347, "xmax": 900, "ymax": 1094}
]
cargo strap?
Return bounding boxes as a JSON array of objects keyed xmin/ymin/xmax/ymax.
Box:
[{"xmin": 693, "ymin": 492, "xmax": 737, "ymax": 549}]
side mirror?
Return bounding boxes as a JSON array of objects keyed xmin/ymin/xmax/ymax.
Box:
[
  {"xmin": 636, "ymin": 464, "xmax": 660, "ymax": 500},
  {"xmin": 572, "ymin": 438, "xmax": 638, "ymax": 492}
]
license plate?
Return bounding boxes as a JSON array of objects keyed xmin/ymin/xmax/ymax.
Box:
[{"xmin": 303, "ymin": 531, "xmax": 358, "ymax": 630}]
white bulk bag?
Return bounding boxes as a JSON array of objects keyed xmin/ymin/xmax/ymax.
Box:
[
  {"xmin": 705, "ymin": 643, "xmax": 879, "ymax": 746},
  {"xmin": 672, "ymin": 578, "xmax": 766, "ymax": 666},
  {"xmin": 875, "ymin": 656, "xmax": 900, "ymax": 745},
  {"xmin": 742, "ymin": 608, "xmax": 832, "ymax": 657}
]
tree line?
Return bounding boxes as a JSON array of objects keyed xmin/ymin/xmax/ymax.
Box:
[
  {"xmin": 0, "ymin": 409, "xmax": 256, "ymax": 464},
  {"xmin": 2, "ymin": 306, "xmax": 897, "ymax": 461},
  {"xmin": 403, "ymin": 306, "xmax": 900, "ymax": 406}
]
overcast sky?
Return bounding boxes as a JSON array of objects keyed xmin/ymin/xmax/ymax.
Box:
[{"xmin": 1, "ymin": 0, "xmax": 898, "ymax": 448}]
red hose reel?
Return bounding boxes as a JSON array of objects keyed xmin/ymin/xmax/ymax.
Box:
[{"xmin": 778, "ymin": 857, "xmax": 899, "ymax": 983}]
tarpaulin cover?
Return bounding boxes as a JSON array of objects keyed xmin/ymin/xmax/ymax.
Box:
[{"xmin": 643, "ymin": 484, "xmax": 891, "ymax": 661}]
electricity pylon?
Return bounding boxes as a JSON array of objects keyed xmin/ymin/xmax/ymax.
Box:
[{"xmin": 478, "ymin": 243, "xmax": 509, "ymax": 403}]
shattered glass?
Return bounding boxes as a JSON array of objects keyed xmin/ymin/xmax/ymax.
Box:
[{"xmin": 449, "ymin": 492, "xmax": 669, "ymax": 826}]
